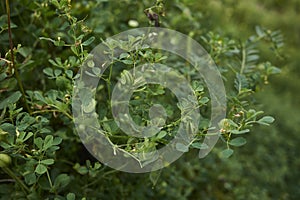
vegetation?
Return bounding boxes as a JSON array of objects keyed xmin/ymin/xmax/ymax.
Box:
[{"xmin": 0, "ymin": 0, "xmax": 299, "ymax": 199}]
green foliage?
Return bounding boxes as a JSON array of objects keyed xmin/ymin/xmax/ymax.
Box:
[{"xmin": 0, "ymin": 0, "xmax": 296, "ymax": 199}]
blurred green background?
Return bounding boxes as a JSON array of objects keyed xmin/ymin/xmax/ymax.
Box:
[
  {"xmin": 199, "ymin": 0, "xmax": 300, "ymax": 198},
  {"xmin": 197, "ymin": 0, "xmax": 299, "ymax": 199},
  {"xmin": 164, "ymin": 0, "xmax": 300, "ymax": 199}
]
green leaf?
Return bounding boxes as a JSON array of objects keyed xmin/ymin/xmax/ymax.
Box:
[
  {"xmin": 267, "ymin": 66, "xmax": 281, "ymax": 75},
  {"xmin": 56, "ymin": 76, "xmax": 70, "ymax": 90},
  {"xmin": 24, "ymin": 172, "xmax": 37, "ymax": 185},
  {"xmin": 54, "ymin": 69, "xmax": 62, "ymax": 77},
  {"xmin": 257, "ymin": 116, "xmax": 275, "ymax": 125},
  {"xmin": 192, "ymin": 81, "xmax": 204, "ymax": 92},
  {"xmin": 0, "ymin": 128, "xmax": 8, "ymax": 141},
  {"xmin": 53, "ymin": 174, "xmax": 71, "ymax": 190},
  {"xmin": 34, "ymin": 91, "xmax": 46, "ymax": 103},
  {"xmin": 43, "ymin": 135, "xmax": 54, "ymax": 150},
  {"xmin": 66, "ymin": 193, "xmax": 76, "ymax": 200},
  {"xmin": 18, "ymin": 47, "xmax": 32, "ymax": 58},
  {"xmin": 52, "ymin": 137, "xmax": 62, "ymax": 146},
  {"xmin": 156, "ymin": 131, "xmax": 167, "ymax": 139},
  {"xmin": 199, "ymin": 97, "xmax": 209, "ymax": 104},
  {"xmin": 87, "ymin": 60, "xmax": 95, "ymax": 68},
  {"xmin": 0, "ymin": 123, "xmax": 15, "ymax": 134},
  {"xmin": 246, "ymin": 109, "xmax": 264, "ymax": 121},
  {"xmin": 175, "ymin": 143, "xmax": 189, "ymax": 152},
  {"xmin": 0, "ymin": 72, "xmax": 7, "ymax": 81},
  {"xmin": 41, "ymin": 159, "xmax": 55, "ymax": 165},
  {"xmin": 35, "ymin": 164, "xmax": 47, "ymax": 175},
  {"xmin": 17, "ymin": 132, "xmax": 33, "ymax": 143},
  {"xmin": 54, "ymin": 40, "xmax": 65, "ymax": 46},
  {"xmin": 34, "ymin": 137, "xmax": 43, "ymax": 149},
  {"xmin": 0, "ymin": 91, "xmax": 22, "ymax": 109},
  {"xmin": 191, "ymin": 142, "xmax": 209, "ymax": 149},
  {"xmin": 121, "ymin": 59, "xmax": 134, "ymax": 65},
  {"xmin": 229, "ymin": 137, "xmax": 247, "ymax": 147},
  {"xmin": 40, "ymin": 128, "xmax": 51, "ymax": 134},
  {"xmin": 234, "ymin": 73, "xmax": 249, "ymax": 94},
  {"xmin": 92, "ymin": 67, "xmax": 101, "ymax": 75},
  {"xmin": 48, "ymin": 59, "xmax": 59, "ymax": 67},
  {"xmin": 82, "ymin": 36, "xmax": 95, "ymax": 46},
  {"xmin": 255, "ymin": 26, "xmax": 265, "ymax": 37},
  {"xmin": 94, "ymin": 162, "xmax": 101, "ymax": 169},
  {"xmin": 150, "ymin": 168, "xmax": 162, "ymax": 187},
  {"xmin": 219, "ymin": 119, "xmax": 239, "ymax": 129},
  {"xmin": 83, "ymin": 99, "xmax": 96, "ymax": 113},
  {"xmin": 219, "ymin": 148, "xmax": 234, "ymax": 159},
  {"xmin": 16, "ymin": 113, "xmax": 35, "ymax": 131},
  {"xmin": 65, "ymin": 70, "xmax": 73, "ymax": 78},
  {"xmin": 231, "ymin": 129, "xmax": 250, "ymax": 134},
  {"xmin": 73, "ymin": 163, "xmax": 89, "ymax": 175},
  {"xmin": 71, "ymin": 45, "xmax": 79, "ymax": 56},
  {"xmin": 119, "ymin": 53, "xmax": 129, "ymax": 59}
]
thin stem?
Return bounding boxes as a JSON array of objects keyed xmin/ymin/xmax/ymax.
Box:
[
  {"xmin": 82, "ymin": 169, "xmax": 118, "ymax": 189},
  {"xmin": 32, "ymin": 108, "xmax": 73, "ymax": 120},
  {"xmin": 5, "ymin": 0, "xmax": 13, "ymax": 75},
  {"xmin": 107, "ymin": 64, "xmax": 113, "ymax": 101},
  {"xmin": 0, "ymin": 57, "xmax": 12, "ymax": 63},
  {"xmin": 46, "ymin": 169, "xmax": 53, "ymax": 188},
  {"xmin": 240, "ymin": 43, "xmax": 246, "ymax": 74},
  {"xmin": 0, "ymin": 179, "xmax": 15, "ymax": 183},
  {"xmin": 107, "ymin": 51, "xmax": 115, "ymax": 103},
  {"xmin": 46, "ymin": 104, "xmax": 73, "ymax": 120},
  {"xmin": 2, "ymin": 167, "xmax": 30, "ymax": 193},
  {"xmin": 6, "ymin": 0, "xmax": 31, "ymax": 114}
]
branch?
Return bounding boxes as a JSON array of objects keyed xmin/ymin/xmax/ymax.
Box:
[{"xmin": 6, "ymin": 0, "xmax": 31, "ymax": 114}]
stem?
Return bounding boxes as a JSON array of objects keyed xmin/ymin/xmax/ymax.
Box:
[
  {"xmin": 62, "ymin": 111, "xmax": 73, "ymax": 120},
  {"xmin": 6, "ymin": 0, "xmax": 31, "ymax": 114},
  {"xmin": 82, "ymin": 169, "xmax": 118, "ymax": 189},
  {"xmin": 240, "ymin": 43, "xmax": 246, "ymax": 74},
  {"xmin": 5, "ymin": 0, "xmax": 13, "ymax": 75},
  {"xmin": 0, "ymin": 57, "xmax": 12, "ymax": 63},
  {"xmin": 107, "ymin": 52, "xmax": 114, "ymax": 103},
  {"xmin": 47, "ymin": 104, "xmax": 73, "ymax": 120},
  {"xmin": 0, "ymin": 179, "xmax": 15, "ymax": 183},
  {"xmin": 107, "ymin": 64, "xmax": 113, "ymax": 101},
  {"xmin": 46, "ymin": 169, "xmax": 53, "ymax": 188},
  {"xmin": 2, "ymin": 167, "xmax": 30, "ymax": 194},
  {"xmin": 32, "ymin": 109, "xmax": 73, "ymax": 120}
]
